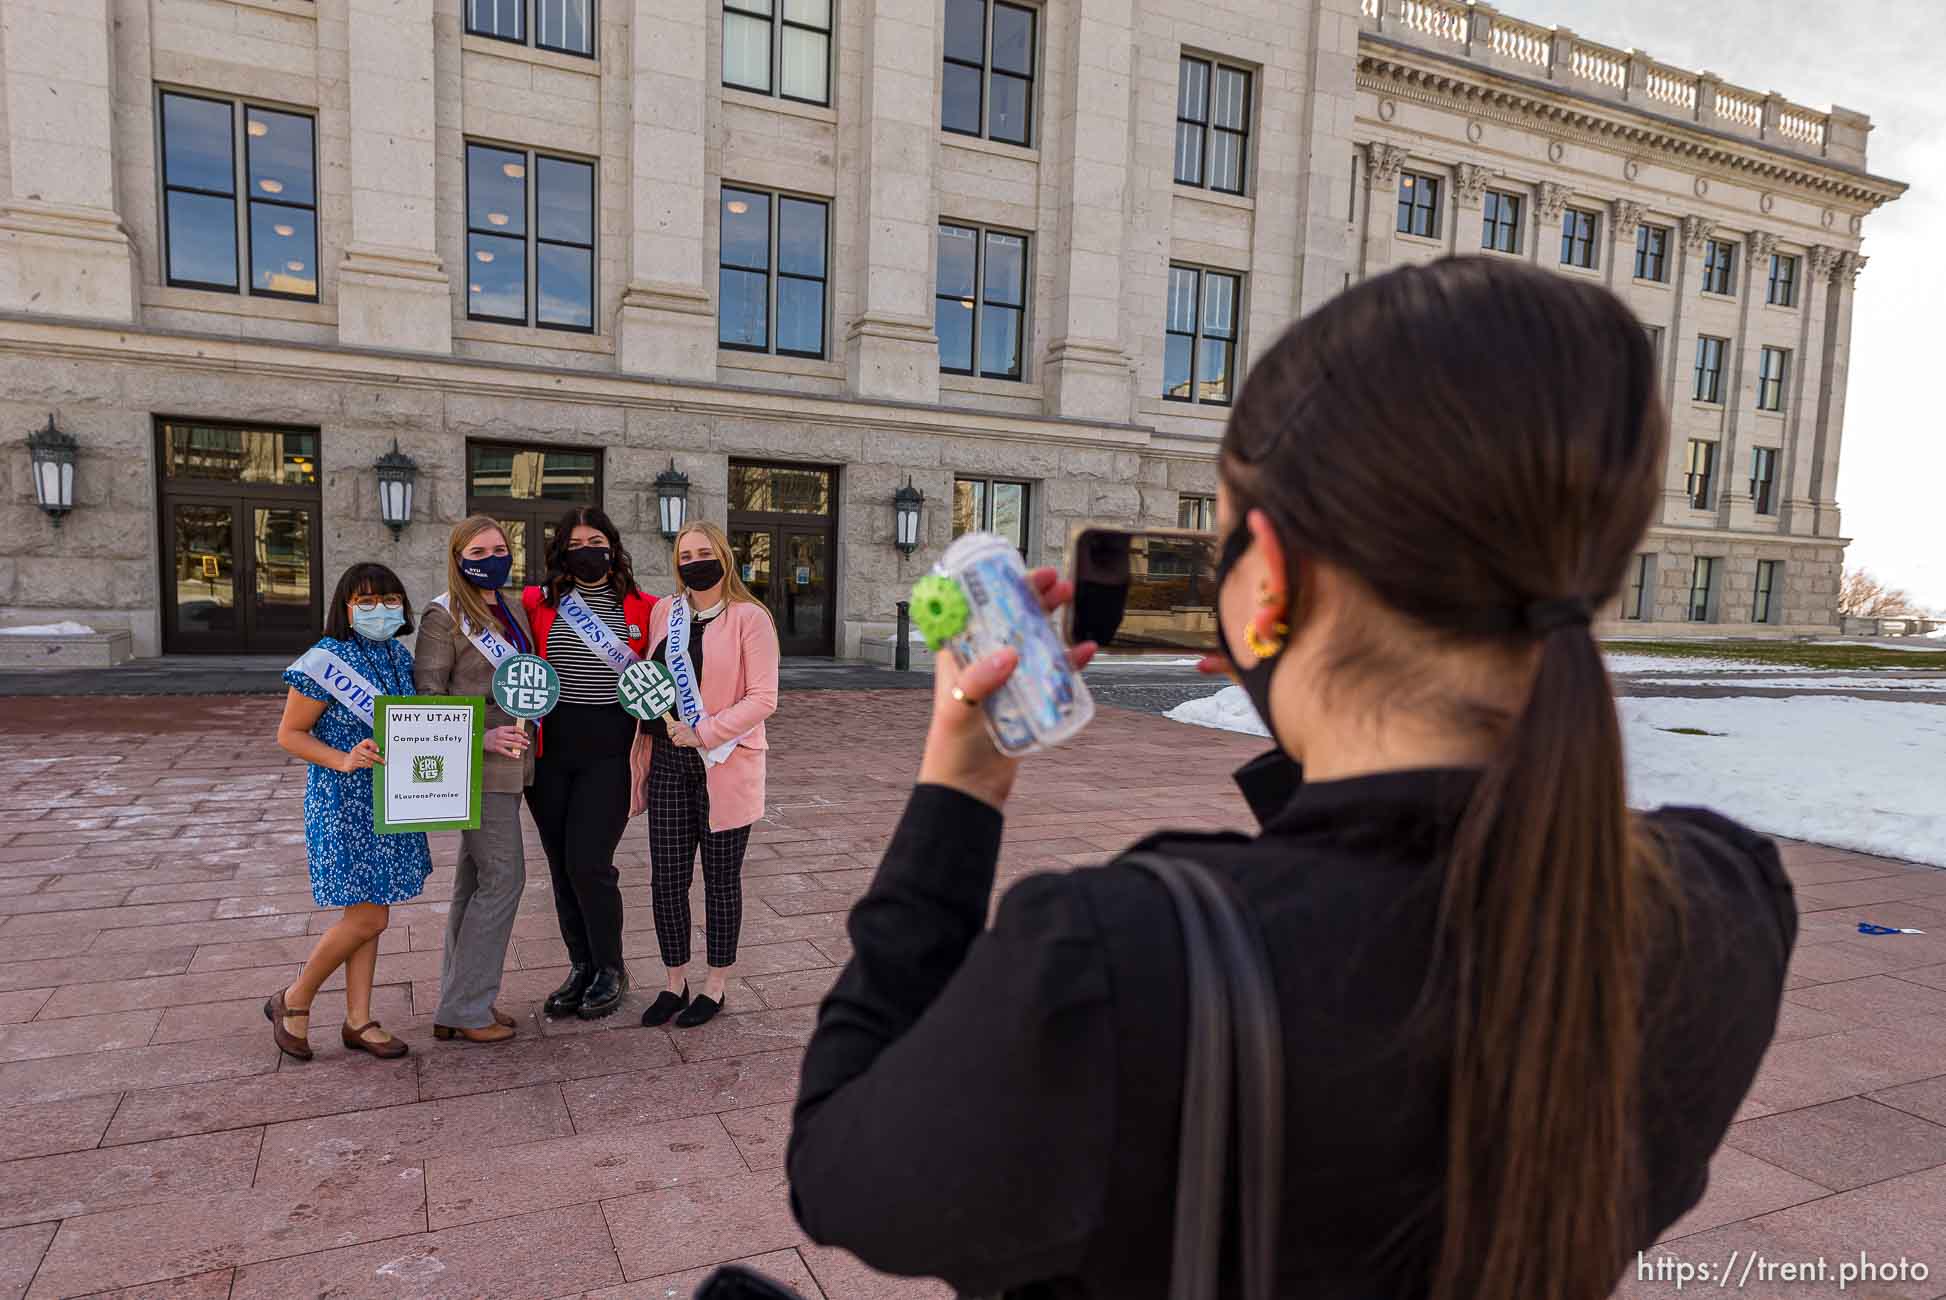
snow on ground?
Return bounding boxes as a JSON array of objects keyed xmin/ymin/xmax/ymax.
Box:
[
  {"xmin": 1634, "ymin": 676, "xmax": 1946, "ymax": 692},
  {"xmin": 1166, "ymin": 686, "xmax": 1946, "ymax": 866},
  {"xmin": 0, "ymin": 622, "xmax": 96, "ymax": 636}
]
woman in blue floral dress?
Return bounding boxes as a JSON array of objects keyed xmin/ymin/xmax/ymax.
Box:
[{"xmin": 265, "ymin": 562, "xmax": 431, "ymax": 1062}]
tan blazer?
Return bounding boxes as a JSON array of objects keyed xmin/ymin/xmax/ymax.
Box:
[{"xmin": 413, "ymin": 595, "xmax": 537, "ymax": 794}]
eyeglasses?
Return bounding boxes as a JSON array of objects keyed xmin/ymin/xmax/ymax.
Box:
[{"xmin": 351, "ymin": 595, "xmax": 405, "ymax": 611}]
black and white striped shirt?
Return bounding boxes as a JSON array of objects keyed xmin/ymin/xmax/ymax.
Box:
[{"xmin": 546, "ymin": 584, "xmax": 633, "ymax": 706}]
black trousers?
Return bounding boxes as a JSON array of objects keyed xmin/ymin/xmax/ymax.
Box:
[
  {"xmin": 648, "ymin": 734, "xmax": 753, "ymax": 968},
  {"xmin": 525, "ymin": 703, "xmax": 635, "ymax": 972}
]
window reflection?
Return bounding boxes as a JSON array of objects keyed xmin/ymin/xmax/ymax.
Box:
[
  {"xmin": 162, "ymin": 94, "xmax": 238, "ymax": 291},
  {"xmin": 162, "ymin": 422, "xmax": 320, "ymax": 486},
  {"xmin": 162, "ymin": 93, "xmax": 317, "ymax": 301},
  {"xmin": 719, "ymin": 188, "xmax": 826, "ymax": 357},
  {"xmin": 729, "ymin": 463, "xmax": 832, "ymax": 514},
  {"xmin": 465, "ymin": 143, "xmax": 593, "ymax": 330}
]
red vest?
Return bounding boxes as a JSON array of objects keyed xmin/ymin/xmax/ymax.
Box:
[{"xmin": 521, "ymin": 584, "xmax": 657, "ymax": 663}]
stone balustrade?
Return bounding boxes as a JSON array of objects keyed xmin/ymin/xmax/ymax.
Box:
[{"xmin": 1358, "ymin": 0, "xmax": 1871, "ymax": 169}]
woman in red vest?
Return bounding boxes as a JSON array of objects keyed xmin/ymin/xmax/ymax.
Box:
[{"xmin": 522, "ymin": 506, "xmax": 656, "ymax": 1020}]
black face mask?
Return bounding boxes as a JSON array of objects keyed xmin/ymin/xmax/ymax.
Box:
[
  {"xmin": 1216, "ymin": 523, "xmax": 1291, "ymax": 754},
  {"xmin": 678, "ymin": 559, "xmax": 725, "ymax": 592},
  {"xmin": 564, "ymin": 546, "xmax": 612, "ymax": 584}
]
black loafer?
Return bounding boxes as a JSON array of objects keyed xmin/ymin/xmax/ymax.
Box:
[
  {"xmin": 543, "ymin": 965, "xmax": 594, "ymax": 1018},
  {"xmin": 640, "ymin": 984, "xmax": 689, "ymax": 1028},
  {"xmin": 674, "ymin": 992, "xmax": 723, "ymax": 1028},
  {"xmin": 576, "ymin": 967, "xmax": 629, "ymax": 1020}
]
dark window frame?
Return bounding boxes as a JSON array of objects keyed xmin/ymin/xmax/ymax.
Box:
[
  {"xmin": 1750, "ymin": 445, "xmax": 1779, "ymax": 515},
  {"xmin": 1560, "ymin": 207, "xmax": 1598, "ymax": 269},
  {"xmin": 1623, "ymin": 553, "xmax": 1652, "ymax": 621},
  {"xmin": 717, "ymin": 184, "xmax": 830, "ymax": 359},
  {"xmin": 1481, "ymin": 190, "xmax": 1521, "ymax": 253},
  {"xmin": 463, "ymin": 439, "xmax": 606, "ymax": 587},
  {"xmin": 1702, "ymin": 238, "xmax": 1737, "ymax": 296},
  {"xmin": 465, "ymin": 0, "xmax": 597, "ymax": 59},
  {"xmin": 942, "ymin": 0, "xmax": 1037, "ymax": 148},
  {"xmin": 1178, "ymin": 494, "xmax": 1217, "ymax": 531},
  {"xmin": 722, "ymin": 0, "xmax": 833, "ymax": 107},
  {"xmin": 1634, "ymin": 223, "xmax": 1669, "ymax": 282},
  {"xmin": 1174, "ymin": 56, "xmax": 1251, "ymax": 196},
  {"xmin": 464, "ymin": 141, "xmax": 597, "ymax": 334},
  {"xmin": 1767, "ymin": 252, "xmax": 1799, "ymax": 307},
  {"xmin": 1693, "ymin": 334, "xmax": 1727, "ymax": 404},
  {"xmin": 159, "ymin": 90, "xmax": 319, "ymax": 303},
  {"xmin": 1757, "ymin": 346, "xmax": 1789, "ymax": 412},
  {"xmin": 1685, "ymin": 438, "xmax": 1717, "ymax": 510},
  {"xmin": 1688, "ymin": 556, "xmax": 1717, "ymax": 623},
  {"xmin": 952, "ymin": 475, "xmax": 1033, "ymax": 554},
  {"xmin": 1396, "ymin": 171, "xmax": 1440, "ymax": 238},
  {"xmin": 1163, "ymin": 263, "xmax": 1243, "ymax": 407},
  {"xmin": 936, "ymin": 220, "xmax": 1030, "ymax": 381},
  {"xmin": 1752, "ymin": 559, "xmax": 1780, "ymax": 624}
]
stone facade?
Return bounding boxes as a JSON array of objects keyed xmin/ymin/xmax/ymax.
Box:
[{"xmin": 0, "ymin": 0, "xmax": 1902, "ymax": 656}]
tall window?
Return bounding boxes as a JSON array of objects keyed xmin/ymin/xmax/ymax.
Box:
[
  {"xmin": 1757, "ymin": 347, "xmax": 1789, "ymax": 412},
  {"xmin": 723, "ymin": 0, "xmax": 831, "ymax": 105},
  {"xmin": 1560, "ymin": 208, "xmax": 1598, "ymax": 268},
  {"xmin": 466, "ymin": 144, "xmax": 595, "ymax": 331},
  {"xmin": 467, "ymin": 0, "xmax": 595, "ymax": 57},
  {"xmin": 465, "ymin": 442, "xmax": 603, "ymax": 585},
  {"xmin": 942, "ymin": 0, "xmax": 1035, "ymax": 146},
  {"xmin": 1685, "ymin": 439, "xmax": 1717, "ymax": 510},
  {"xmin": 1752, "ymin": 560, "xmax": 1780, "ymax": 624},
  {"xmin": 1178, "ymin": 494, "xmax": 1216, "ymax": 530},
  {"xmin": 1702, "ymin": 238, "xmax": 1737, "ymax": 295},
  {"xmin": 1396, "ymin": 172, "xmax": 1439, "ymax": 237},
  {"xmin": 1623, "ymin": 554, "xmax": 1652, "ymax": 621},
  {"xmin": 719, "ymin": 187, "xmax": 828, "ymax": 357},
  {"xmin": 1693, "ymin": 335, "xmax": 1727, "ymax": 403},
  {"xmin": 1767, "ymin": 253, "xmax": 1799, "ymax": 307},
  {"xmin": 1481, "ymin": 191, "xmax": 1521, "ymax": 253},
  {"xmin": 1634, "ymin": 224, "xmax": 1669, "ymax": 281},
  {"xmin": 954, "ymin": 477, "xmax": 1031, "ymax": 554},
  {"xmin": 160, "ymin": 93, "xmax": 318, "ymax": 301},
  {"xmin": 1164, "ymin": 265, "xmax": 1241, "ymax": 406},
  {"xmin": 1688, "ymin": 557, "xmax": 1717, "ymax": 623},
  {"xmin": 1749, "ymin": 446, "xmax": 1779, "ymax": 515},
  {"xmin": 937, "ymin": 223, "xmax": 1027, "ymax": 380},
  {"xmin": 1174, "ymin": 58, "xmax": 1250, "ymax": 194}
]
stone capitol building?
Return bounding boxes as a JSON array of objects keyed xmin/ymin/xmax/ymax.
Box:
[{"xmin": 0, "ymin": 0, "xmax": 1906, "ymax": 658}]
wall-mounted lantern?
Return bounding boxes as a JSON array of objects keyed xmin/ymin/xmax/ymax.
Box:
[
  {"xmin": 374, "ymin": 439, "xmax": 418, "ymax": 535},
  {"xmin": 27, "ymin": 414, "xmax": 77, "ymax": 527},
  {"xmin": 656, "ymin": 459, "xmax": 691, "ymax": 539}
]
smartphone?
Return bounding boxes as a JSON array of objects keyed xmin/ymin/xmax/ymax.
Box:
[{"xmin": 1067, "ymin": 525, "xmax": 1221, "ymax": 654}]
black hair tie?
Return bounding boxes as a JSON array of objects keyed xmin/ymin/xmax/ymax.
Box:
[{"xmin": 1524, "ymin": 597, "xmax": 1593, "ymax": 636}]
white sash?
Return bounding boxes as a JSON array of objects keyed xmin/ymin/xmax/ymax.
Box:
[
  {"xmin": 665, "ymin": 595, "xmax": 744, "ymax": 768},
  {"xmin": 289, "ymin": 645, "xmax": 383, "ymax": 729},
  {"xmin": 430, "ymin": 592, "xmax": 518, "ymax": 669},
  {"xmin": 556, "ymin": 589, "xmax": 639, "ymax": 675}
]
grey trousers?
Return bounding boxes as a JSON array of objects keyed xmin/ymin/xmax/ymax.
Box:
[{"xmin": 435, "ymin": 791, "xmax": 526, "ymax": 1028}]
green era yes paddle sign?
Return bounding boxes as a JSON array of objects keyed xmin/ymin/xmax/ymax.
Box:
[
  {"xmin": 617, "ymin": 660, "xmax": 679, "ymax": 722},
  {"xmin": 492, "ymin": 654, "xmax": 560, "ymax": 724}
]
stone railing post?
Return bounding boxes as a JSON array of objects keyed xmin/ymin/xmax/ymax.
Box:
[
  {"xmin": 1465, "ymin": 3, "xmax": 1496, "ymax": 59},
  {"xmin": 1760, "ymin": 93, "xmax": 1782, "ymax": 142},
  {"xmin": 1377, "ymin": 0, "xmax": 1405, "ymax": 32},
  {"xmin": 1624, "ymin": 50, "xmax": 1650, "ymax": 101},
  {"xmin": 1695, "ymin": 72, "xmax": 1720, "ymax": 127},
  {"xmin": 1547, "ymin": 27, "xmax": 1577, "ymax": 84}
]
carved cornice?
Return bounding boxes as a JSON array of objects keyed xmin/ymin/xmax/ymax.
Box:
[
  {"xmin": 1452, "ymin": 163, "xmax": 1490, "ymax": 204},
  {"xmin": 1358, "ymin": 47, "xmax": 1905, "ymax": 211},
  {"xmin": 1611, "ymin": 199, "xmax": 1648, "ymax": 234},
  {"xmin": 1365, "ymin": 142, "xmax": 1408, "ymax": 190},
  {"xmin": 1534, "ymin": 182, "xmax": 1570, "ymax": 223},
  {"xmin": 1748, "ymin": 231, "xmax": 1779, "ymax": 263},
  {"xmin": 1681, "ymin": 214, "xmax": 1715, "ymax": 251}
]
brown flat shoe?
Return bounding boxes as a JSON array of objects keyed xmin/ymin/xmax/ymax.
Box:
[
  {"xmin": 433, "ymin": 1021, "xmax": 516, "ymax": 1044},
  {"xmin": 342, "ymin": 1019, "xmax": 409, "ymax": 1059},
  {"xmin": 264, "ymin": 989, "xmax": 312, "ymax": 1061},
  {"xmin": 491, "ymin": 1005, "xmax": 516, "ymax": 1028}
]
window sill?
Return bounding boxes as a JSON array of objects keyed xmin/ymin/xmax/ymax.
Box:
[
  {"xmin": 718, "ymin": 350, "xmax": 845, "ymax": 380},
  {"xmin": 720, "ymin": 87, "xmax": 838, "ymax": 125},
  {"xmin": 457, "ymin": 320, "xmax": 612, "ymax": 353},
  {"xmin": 1690, "ymin": 400, "xmax": 1726, "ymax": 413},
  {"xmin": 1699, "ymin": 290, "xmax": 1739, "ymax": 304},
  {"xmin": 1394, "ymin": 231, "xmax": 1443, "ymax": 248},
  {"xmin": 1760, "ymin": 301, "xmax": 1801, "ymax": 316},
  {"xmin": 1557, "ymin": 261, "xmax": 1602, "ymax": 278},
  {"xmin": 1630, "ymin": 276, "xmax": 1672, "ymax": 291},
  {"xmin": 941, "ymin": 373, "xmax": 1041, "ymax": 399},
  {"xmin": 225, "ymin": 0, "xmax": 318, "ymax": 19},
  {"xmin": 1478, "ymin": 244, "xmax": 1525, "ymax": 259},
  {"xmin": 1144, "ymin": 398, "xmax": 1231, "ymax": 422},
  {"xmin": 144, "ymin": 285, "xmax": 334, "ymax": 324},
  {"xmin": 1175, "ymin": 187, "xmax": 1255, "ymax": 213},
  {"xmin": 461, "ymin": 34, "xmax": 600, "ymax": 77},
  {"xmin": 941, "ymin": 134, "xmax": 1040, "ymax": 165},
  {"xmin": 1756, "ymin": 409, "xmax": 1787, "ymax": 421}
]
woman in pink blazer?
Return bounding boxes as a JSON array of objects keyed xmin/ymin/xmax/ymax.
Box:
[{"xmin": 628, "ymin": 520, "xmax": 781, "ymax": 1028}]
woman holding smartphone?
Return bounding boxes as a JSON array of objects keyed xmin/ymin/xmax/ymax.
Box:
[
  {"xmin": 523, "ymin": 507, "xmax": 655, "ymax": 1020},
  {"xmin": 414, "ymin": 515, "xmax": 535, "ymax": 1044},
  {"xmin": 267, "ymin": 562, "xmax": 430, "ymax": 1062}
]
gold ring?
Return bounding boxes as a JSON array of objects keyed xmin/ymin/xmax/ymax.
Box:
[{"xmin": 950, "ymin": 685, "xmax": 980, "ymax": 708}]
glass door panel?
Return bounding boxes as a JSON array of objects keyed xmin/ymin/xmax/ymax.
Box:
[
  {"xmin": 777, "ymin": 529, "xmax": 830, "ymax": 656},
  {"xmin": 171, "ymin": 503, "xmax": 238, "ymax": 646},
  {"xmin": 250, "ymin": 505, "xmax": 317, "ymax": 650},
  {"xmin": 730, "ymin": 528, "xmax": 776, "ymax": 610}
]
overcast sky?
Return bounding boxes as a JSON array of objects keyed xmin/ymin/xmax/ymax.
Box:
[{"xmin": 1514, "ymin": 0, "xmax": 1943, "ymax": 610}]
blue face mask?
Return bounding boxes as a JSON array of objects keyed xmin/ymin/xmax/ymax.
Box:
[
  {"xmin": 460, "ymin": 553, "xmax": 513, "ymax": 589},
  {"xmin": 351, "ymin": 605, "xmax": 406, "ymax": 641}
]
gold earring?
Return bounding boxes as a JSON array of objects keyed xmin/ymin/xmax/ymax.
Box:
[{"xmin": 1243, "ymin": 585, "xmax": 1288, "ymax": 659}]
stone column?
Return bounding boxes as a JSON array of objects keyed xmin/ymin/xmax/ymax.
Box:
[
  {"xmin": 1655, "ymin": 214, "xmax": 1712, "ymax": 521},
  {"xmin": 1041, "ymin": 0, "xmax": 1135, "ymax": 422},
  {"xmin": 1779, "ymin": 244, "xmax": 1838, "ymax": 536},
  {"xmin": 1450, "ymin": 164, "xmax": 1488, "ymax": 256},
  {"xmin": 844, "ymin": 0, "xmax": 940, "ymax": 403},
  {"xmin": 1607, "ymin": 198, "xmax": 1647, "ymax": 291},
  {"xmin": 1810, "ymin": 251, "xmax": 1863, "ymax": 538},
  {"xmin": 0, "ymin": 0, "xmax": 136, "ymax": 321},
  {"xmin": 336, "ymin": 0, "xmax": 453, "ymax": 353},
  {"xmin": 1290, "ymin": 0, "xmax": 1359, "ymax": 313},
  {"xmin": 617, "ymin": 0, "xmax": 716, "ymax": 382},
  {"xmin": 1716, "ymin": 229, "xmax": 1770, "ymax": 530},
  {"xmin": 1531, "ymin": 181, "xmax": 1568, "ymax": 269},
  {"xmin": 1357, "ymin": 142, "xmax": 1406, "ymax": 279}
]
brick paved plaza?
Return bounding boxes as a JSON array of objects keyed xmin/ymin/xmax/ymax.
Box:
[{"xmin": 4, "ymin": 691, "xmax": 1946, "ymax": 1298}]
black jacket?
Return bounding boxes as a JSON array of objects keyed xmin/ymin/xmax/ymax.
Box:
[{"xmin": 788, "ymin": 754, "xmax": 1796, "ymax": 1297}]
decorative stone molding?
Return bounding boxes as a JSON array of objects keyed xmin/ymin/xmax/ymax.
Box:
[
  {"xmin": 1623, "ymin": 159, "xmax": 1641, "ymax": 181},
  {"xmin": 1681, "ymin": 214, "xmax": 1715, "ymax": 250},
  {"xmin": 1378, "ymin": 98, "xmax": 1397, "ymax": 121},
  {"xmin": 1466, "ymin": 120, "xmax": 1484, "ymax": 143},
  {"xmin": 1611, "ymin": 199, "xmax": 1648, "ymax": 234},
  {"xmin": 1364, "ymin": 142, "xmax": 1408, "ymax": 190},
  {"xmin": 1760, "ymin": 192, "xmax": 1776, "ymax": 214},
  {"xmin": 1836, "ymin": 251, "xmax": 1868, "ymax": 285},
  {"xmin": 1693, "ymin": 176, "xmax": 1710, "ymax": 197},
  {"xmin": 1547, "ymin": 140, "xmax": 1565, "ymax": 163},
  {"xmin": 1807, "ymin": 245, "xmax": 1840, "ymax": 281},
  {"xmin": 1748, "ymin": 231, "xmax": 1779, "ymax": 263},
  {"xmin": 1535, "ymin": 182, "xmax": 1570, "ymax": 223},
  {"xmin": 1452, "ymin": 164, "xmax": 1490, "ymax": 205}
]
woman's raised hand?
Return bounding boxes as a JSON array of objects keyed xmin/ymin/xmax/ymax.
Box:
[{"xmin": 338, "ymin": 739, "xmax": 385, "ymax": 773}]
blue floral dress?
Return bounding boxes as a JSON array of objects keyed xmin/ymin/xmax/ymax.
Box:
[{"xmin": 284, "ymin": 634, "xmax": 433, "ymax": 908}]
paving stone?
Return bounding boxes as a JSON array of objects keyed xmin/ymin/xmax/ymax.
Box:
[
  {"xmin": 560, "ymin": 1050, "xmax": 802, "ymax": 1135},
  {"xmin": 744, "ymin": 968, "xmax": 837, "ymax": 1010},
  {"xmin": 69, "ymin": 1268, "xmax": 237, "ymax": 1298},
  {"xmin": 37, "ymin": 967, "xmax": 308, "ymax": 1019},
  {"xmin": 106, "ymin": 1054, "xmax": 421, "ymax": 1145},
  {"xmin": 0, "ymin": 1011, "xmax": 162, "ymax": 1063},
  {"xmin": 415, "ymin": 1022, "xmax": 680, "ymax": 1101},
  {"xmin": 1746, "ymin": 1165, "xmax": 1946, "ymax": 1293},
  {"xmin": 1728, "ymin": 1096, "xmax": 1946, "ymax": 1192},
  {"xmin": 0, "ymin": 1094, "xmax": 123, "ymax": 1161},
  {"xmin": 255, "ymin": 1083, "xmax": 574, "ymax": 1189},
  {"xmin": 592, "ymin": 1248, "xmax": 825, "ymax": 1299},
  {"xmin": 85, "ymin": 914, "xmax": 313, "ymax": 954},
  {"xmin": 1745, "ymin": 1016, "xmax": 1946, "ymax": 1113},
  {"xmin": 0, "ymin": 990, "xmax": 50, "ymax": 1025},
  {"xmin": 0, "ymin": 889, "xmax": 131, "ymax": 916},
  {"xmin": 721, "ymin": 1102, "xmax": 793, "ymax": 1172},
  {"xmin": 0, "ymin": 1129, "xmax": 262, "ymax": 1229},
  {"xmin": 151, "ymin": 984, "xmax": 414, "ymax": 1045},
  {"xmin": 2, "ymin": 901, "xmax": 218, "ymax": 936},
  {"xmin": 670, "ymin": 1007, "xmax": 818, "ymax": 1064},
  {"xmin": 601, "ymin": 1170, "xmax": 805, "ymax": 1281},
  {"xmin": 1658, "ymin": 1146, "xmax": 1831, "ymax": 1242},
  {"xmin": 0, "ymin": 1035, "xmax": 280, "ymax": 1105},
  {"xmin": 184, "ymin": 930, "xmax": 409, "ymax": 972},
  {"xmin": 0, "ymin": 1223, "xmax": 56, "ymax": 1300},
  {"xmin": 799, "ymin": 1245, "xmax": 956, "ymax": 1299},
  {"xmin": 0, "ymin": 948, "xmax": 197, "ymax": 994},
  {"xmin": 1870, "ymin": 1074, "xmax": 1946, "ymax": 1127},
  {"xmin": 1789, "ymin": 975, "xmax": 1946, "ymax": 1027}
]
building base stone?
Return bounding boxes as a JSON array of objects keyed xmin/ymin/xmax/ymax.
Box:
[
  {"xmin": 0, "ymin": 202, "xmax": 136, "ymax": 322},
  {"xmin": 617, "ymin": 283, "xmax": 718, "ymax": 383},
  {"xmin": 845, "ymin": 313, "xmax": 940, "ymax": 405},
  {"xmin": 335, "ymin": 245, "xmax": 453, "ymax": 354}
]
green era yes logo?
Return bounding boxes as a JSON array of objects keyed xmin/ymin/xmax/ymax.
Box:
[
  {"xmin": 412, "ymin": 755, "xmax": 445, "ymax": 783},
  {"xmin": 491, "ymin": 654, "xmax": 560, "ymax": 721}
]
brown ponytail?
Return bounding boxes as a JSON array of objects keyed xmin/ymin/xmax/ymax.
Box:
[{"xmin": 1220, "ymin": 257, "xmax": 1673, "ymax": 1299}]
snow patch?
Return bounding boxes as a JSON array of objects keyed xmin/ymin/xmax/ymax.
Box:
[
  {"xmin": 1166, "ymin": 685, "xmax": 1267, "ymax": 737},
  {"xmin": 0, "ymin": 621, "xmax": 97, "ymax": 636}
]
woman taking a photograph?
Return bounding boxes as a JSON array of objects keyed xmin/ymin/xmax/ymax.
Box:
[
  {"xmin": 787, "ymin": 260, "xmax": 1797, "ymax": 1298},
  {"xmin": 267, "ymin": 562, "xmax": 430, "ymax": 1062},
  {"xmin": 523, "ymin": 507, "xmax": 655, "ymax": 1021},
  {"xmin": 414, "ymin": 515, "xmax": 535, "ymax": 1044},
  {"xmin": 633, "ymin": 521, "xmax": 779, "ymax": 1030}
]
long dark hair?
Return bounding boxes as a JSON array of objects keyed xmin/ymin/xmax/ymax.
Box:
[
  {"xmin": 324, "ymin": 562, "xmax": 413, "ymax": 641},
  {"xmin": 541, "ymin": 506, "xmax": 641, "ymax": 606},
  {"xmin": 1221, "ymin": 258, "xmax": 1672, "ymax": 1300}
]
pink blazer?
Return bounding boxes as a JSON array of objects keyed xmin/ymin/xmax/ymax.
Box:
[{"xmin": 627, "ymin": 599, "xmax": 780, "ymax": 832}]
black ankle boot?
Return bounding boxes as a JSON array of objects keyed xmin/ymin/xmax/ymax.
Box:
[
  {"xmin": 544, "ymin": 965, "xmax": 594, "ymax": 1017},
  {"xmin": 577, "ymin": 967, "xmax": 629, "ymax": 1020}
]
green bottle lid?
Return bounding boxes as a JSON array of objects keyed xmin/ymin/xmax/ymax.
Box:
[{"xmin": 909, "ymin": 574, "xmax": 970, "ymax": 651}]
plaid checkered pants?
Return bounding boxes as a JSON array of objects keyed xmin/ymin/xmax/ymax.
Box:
[{"xmin": 647, "ymin": 734, "xmax": 752, "ymax": 968}]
